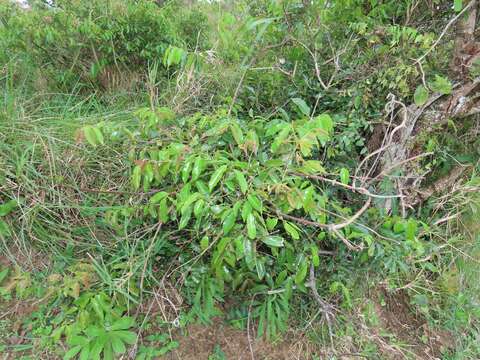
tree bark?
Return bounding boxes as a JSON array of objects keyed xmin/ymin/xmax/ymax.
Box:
[{"xmin": 451, "ymin": 0, "xmax": 478, "ymax": 77}]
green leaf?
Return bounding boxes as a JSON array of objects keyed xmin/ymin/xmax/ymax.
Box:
[
  {"xmin": 247, "ymin": 194, "xmax": 262, "ymax": 213},
  {"xmin": 266, "ymin": 217, "xmax": 278, "ymax": 231},
  {"xmin": 314, "ymin": 114, "xmax": 334, "ymax": 143},
  {"xmin": 311, "ymin": 245, "xmax": 320, "ymax": 267},
  {"xmin": 430, "ymin": 75, "xmax": 452, "ymax": 95},
  {"xmin": 63, "ymin": 345, "xmax": 82, "ymax": 360},
  {"xmin": 103, "ymin": 342, "xmax": 114, "ymax": 360},
  {"xmin": 182, "ymin": 160, "xmax": 193, "ymax": 183},
  {"xmin": 200, "ymin": 236, "xmax": 209, "ymax": 250},
  {"xmin": 208, "ymin": 165, "xmax": 228, "ymax": 192},
  {"xmin": 234, "ymin": 171, "xmax": 248, "ymax": 194},
  {"xmin": 393, "ymin": 221, "xmax": 404, "ymax": 233},
  {"xmin": 93, "ymin": 127, "xmax": 104, "ymax": 145},
  {"xmin": 454, "ymin": 0, "xmax": 462, "ymax": 12},
  {"xmin": 111, "ymin": 317, "xmax": 135, "ymax": 331},
  {"xmin": 339, "ymin": 168, "xmax": 350, "ymax": 185},
  {"xmin": 291, "ymin": 98, "xmax": 310, "ymax": 116},
  {"xmin": 132, "ymin": 165, "xmax": 142, "ymax": 190},
  {"xmin": 83, "ymin": 126, "xmax": 98, "ymax": 147},
  {"xmin": 405, "ymin": 218, "xmax": 418, "ymax": 241},
  {"xmin": 111, "ymin": 336, "xmax": 126, "ymax": 354},
  {"xmin": 255, "ymin": 258, "xmax": 265, "ymax": 280},
  {"xmin": 414, "ymin": 85, "xmax": 429, "ymax": 106},
  {"xmin": 223, "ymin": 210, "xmax": 237, "ymax": 235},
  {"xmin": 149, "ymin": 191, "xmax": 168, "ymax": 204},
  {"xmin": 0, "ymin": 220, "xmax": 10, "ymax": 236},
  {"xmin": 90, "ymin": 337, "xmax": 106, "ymax": 360},
  {"xmin": 294, "ymin": 255, "xmax": 308, "ymax": 285},
  {"xmin": 79, "ymin": 345, "xmax": 91, "ymax": 360},
  {"xmin": 271, "ymin": 125, "xmax": 291, "ymax": 153},
  {"xmin": 246, "ymin": 213, "xmax": 257, "ymax": 239},
  {"xmin": 67, "ymin": 335, "xmax": 89, "ymax": 347},
  {"xmin": 0, "ymin": 199, "xmax": 17, "ymax": 217},
  {"xmin": 283, "ymin": 222, "xmax": 300, "ymax": 240},
  {"xmin": 230, "ymin": 123, "xmax": 244, "ymax": 145},
  {"xmin": 114, "ymin": 330, "xmax": 137, "ymax": 345},
  {"xmin": 158, "ymin": 198, "xmax": 169, "ymax": 223},
  {"xmin": 300, "ymin": 160, "xmax": 326, "ymax": 175},
  {"xmin": 261, "ymin": 236, "xmax": 284, "ymax": 247},
  {"xmin": 179, "ymin": 207, "xmax": 192, "ymax": 230},
  {"xmin": 192, "ymin": 158, "xmax": 207, "ymax": 181},
  {"xmin": 243, "ymin": 238, "xmax": 256, "ymax": 270}
]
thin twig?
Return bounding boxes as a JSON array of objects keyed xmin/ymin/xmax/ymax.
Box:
[{"xmin": 416, "ymin": 1, "xmax": 476, "ymax": 64}]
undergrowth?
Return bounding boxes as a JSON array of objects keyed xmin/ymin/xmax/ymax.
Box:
[{"xmin": 1, "ymin": 0, "xmax": 479, "ymax": 359}]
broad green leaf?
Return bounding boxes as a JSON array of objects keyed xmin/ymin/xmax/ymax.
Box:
[
  {"xmin": 111, "ymin": 317, "xmax": 135, "ymax": 331},
  {"xmin": 223, "ymin": 209, "xmax": 237, "ymax": 235},
  {"xmin": 454, "ymin": 0, "xmax": 462, "ymax": 12},
  {"xmin": 283, "ymin": 222, "xmax": 300, "ymax": 240},
  {"xmin": 294, "ymin": 255, "xmax": 308, "ymax": 285},
  {"xmin": 111, "ymin": 336, "xmax": 126, "ymax": 354},
  {"xmin": 291, "ymin": 98, "xmax": 310, "ymax": 116},
  {"xmin": 208, "ymin": 165, "xmax": 228, "ymax": 192},
  {"xmin": 340, "ymin": 168, "xmax": 350, "ymax": 185},
  {"xmin": 182, "ymin": 160, "xmax": 192, "ymax": 183},
  {"xmin": 93, "ymin": 127, "xmax": 104, "ymax": 145},
  {"xmin": 200, "ymin": 236, "xmax": 209, "ymax": 250},
  {"xmin": 63, "ymin": 345, "xmax": 82, "ymax": 360},
  {"xmin": 311, "ymin": 245, "xmax": 320, "ymax": 267},
  {"xmin": 114, "ymin": 330, "xmax": 137, "ymax": 345},
  {"xmin": 192, "ymin": 158, "xmax": 207, "ymax": 181},
  {"xmin": 79, "ymin": 345, "xmax": 91, "ymax": 360},
  {"xmin": 261, "ymin": 236, "xmax": 284, "ymax": 247},
  {"xmin": 230, "ymin": 123, "xmax": 244, "ymax": 145},
  {"xmin": 243, "ymin": 238, "xmax": 256, "ymax": 270},
  {"xmin": 193, "ymin": 199, "xmax": 205, "ymax": 218},
  {"xmin": 414, "ymin": 85, "xmax": 429, "ymax": 106},
  {"xmin": 0, "ymin": 199, "xmax": 17, "ymax": 217},
  {"xmin": 393, "ymin": 221, "xmax": 404, "ymax": 233},
  {"xmin": 266, "ymin": 217, "xmax": 278, "ymax": 231},
  {"xmin": 256, "ymin": 258, "xmax": 265, "ymax": 280},
  {"xmin": 90, "ymin": 337, "xmax": 106, "ymax": 360},
  {"xmin": 247, "ymin": 194, "xmax": 262, "ymax": 212},
  {"xmin": 83, "ymin": 126, "xmax": 98, "ymax": 147},
  {"xmin": 271, "ymin": 125, "xmax": 291, "ymax": 153},
  {"xmin": 405, "ymin": 218, "xmax": 418, "ymax": 241},
  {"xmin": 234, "ymin": 170, "xmax": 248, "ymax": 194},
  {"xmin": 314, "ymin": 114, "xmax": 334, "ymax": 143},
  {"xmin": 103, "ymin": 342, "xmax": 114, "ymax": 360},
  {"xmin": 67, "ymin": 335, "xmax": 89, "ymax": 347},
  {"xmin": 132, "ymin": 165, "xmax": 142, "ymax": 190},
  {"xmin": 300, "ymin": 160, "xmax": 326, "ymax": 174},
  {"xmin": 241, "ymin": 201, "xmax": 252, "ymax": 222},
  {"xmin": 430, "ymin": 75, "xmax": 452, "ymax": 95},
  {"xmin": 158, "ymin": 198, "xmax": 169, "ymax": 223},
  {"xmin": 247, "ymin": 213, "xmax": 256, "ymax": 239},
  {"xmin": 149, "ymin": 191, "xmax": 168, "ymax": 204},
  {"xmin": 179, "ymin": 207, "xmax": 192, "ymax": 229}
]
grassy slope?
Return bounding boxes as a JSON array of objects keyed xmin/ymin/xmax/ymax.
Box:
[{"xmin": 0, "ymin": 2, "xmax": 479, "ymax": 359}]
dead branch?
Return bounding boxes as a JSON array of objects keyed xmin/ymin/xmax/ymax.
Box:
[
  {"xmin": 307, "ymin": 264, "xmax": 335, "ymax": 344},
  {"xmin": 416, "ymin": 0, "xmax": 477, "ymax": 64},
  {"xmin": 292, "ymin": 172, "xmax": 404, "ymax": 199}
]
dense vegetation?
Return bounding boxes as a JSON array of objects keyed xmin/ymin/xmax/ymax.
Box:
[{"xmin": 0, "ymin": 0, "xmax": 479, "ymax": 359}]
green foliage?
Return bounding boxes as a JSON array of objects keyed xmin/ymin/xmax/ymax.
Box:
[
  {"xmin": 1, "ymin": 0, "xmax": 479, "ymax": 358},
  {"xmin": 0, "ymin": 0, "xmax": 210, "ymax": 91}
]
